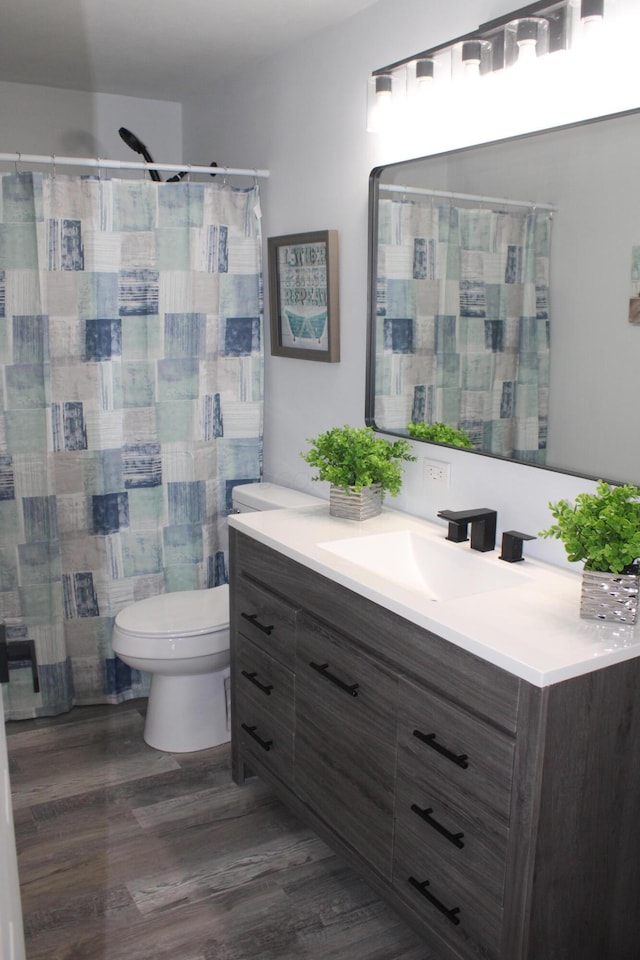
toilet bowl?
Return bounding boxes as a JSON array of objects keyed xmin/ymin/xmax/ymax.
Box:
[{"xmin": 111, "ymin": 482, "xmax": 319, "ymax": 752}]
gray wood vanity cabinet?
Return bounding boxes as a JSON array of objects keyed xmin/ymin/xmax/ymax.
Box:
[{"xmin": 229, "ymin": 529, "xmax": 640, "ymax": 960}]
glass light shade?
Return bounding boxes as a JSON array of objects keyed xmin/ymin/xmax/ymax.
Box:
[
  {"xmin": 416, "ymin": 58, "xmax": 435, "ymax": 83},
  {"xmin": 367, "ymin": 72, "xmax": 404, "ymax": 133},
  {"xmin": 504, "ymin": 18, "xmax": 550, "ymax": 67},
  {"xmin": 581, "ymin": 0, "xmax": 605, "ymax": 20},
  {"xmin": 451, "ymin": 39, "xmax": 493, "ymax": 80}
]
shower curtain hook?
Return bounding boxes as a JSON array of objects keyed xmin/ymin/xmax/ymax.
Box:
[
  {"xmin": 97, "ymin": 157, "xmax": 102, "ymax": 179},
  {"xmin": 52, "ymin": 154, "xmax": 56, "ymax": 178},
  {"xmin": 188, "ymin": 163, "xmax": 192, "ymax": 183},
  {"xmin": 15, "ymin": 152, "xmax": 21, "ymax": 174}
]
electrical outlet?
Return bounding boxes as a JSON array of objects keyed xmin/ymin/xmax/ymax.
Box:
[{"xmin": 423, "ymin": 457, "xmax": 450, "ymax": 486}]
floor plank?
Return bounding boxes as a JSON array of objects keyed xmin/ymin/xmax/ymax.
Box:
[{"xmin": 7, "ymin": 701, "xmax": 430, "ymax": 959}]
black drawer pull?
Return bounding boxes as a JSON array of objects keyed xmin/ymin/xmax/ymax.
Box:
[
  {"xmin": 413, "ymin": 729, "xmax": 469, "ymax": 769},
  {"xmin": 408, "ymin": 876, "xmax": 461, "ymax": 926},
  {"xmin": 241, "ymin": 670, "xmax": 273, "ymax": 695},
  {"xmin": 241, "ymin": 612, "xmax": 274, "ymax": 635},
  {"xmin": 309, "ymin": 661, "xmax": 359, "ymax": 697},
  {"xmin": 410, "ymin": 803, "xmax": 465, "ymax": 849},
  {"xmin": 241, "ymin": 723, "xmax": 273, "ymax": 751}
]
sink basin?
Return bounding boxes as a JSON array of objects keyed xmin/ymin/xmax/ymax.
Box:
[{"xmin": 318, "ymin": 529, "xmax": 531, "ymax": 602}]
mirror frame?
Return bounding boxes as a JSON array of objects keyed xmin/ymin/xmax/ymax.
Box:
[{"xmin": 365, "ymin": 111, "xmax": 640, "ymax": 487}]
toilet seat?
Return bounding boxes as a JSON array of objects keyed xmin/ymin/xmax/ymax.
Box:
[{"xmin": 115, "ymin": 585, "xmax": 229, "ymax": 639}]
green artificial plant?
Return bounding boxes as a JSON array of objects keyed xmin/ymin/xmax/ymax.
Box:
[
  {"xmin": 539, "ymin": 480, "xmax": 640, "ymax": 574},
  {"xmin": 302, "ymin": 424, "xmax": 416, "ymax": 498},
  {"xmin": 407, "ymin": 420, "xmax": 472, "ymax": 448}
]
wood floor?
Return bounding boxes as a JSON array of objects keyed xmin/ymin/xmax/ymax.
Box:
[{"xmin": 6, "ymin": 701, "xmax": 430, "ymax": 960}]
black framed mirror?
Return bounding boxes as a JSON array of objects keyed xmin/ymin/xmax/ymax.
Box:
[{"xmin": 366, "ymin": 108, "xmax": 640, "ymax": 486}]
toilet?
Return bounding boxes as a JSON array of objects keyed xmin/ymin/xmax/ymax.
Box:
[{"xmin": 111, "ymin": 482, "xmax": 319, "ymax": 752}]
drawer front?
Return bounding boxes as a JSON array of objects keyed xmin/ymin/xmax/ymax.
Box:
[
  {"xmin": 236, "ymin": 635, "xmax": 294, "ymax": 730},
  {"xmin": 397, "ymin": 678, "xmax": 515, "ymax": 824},
  {"xmin": 295, "ymin": 614, "xmax": 397, "ymax": 879},
  {"xmin": 235, "ymin": 574, "xmax": 297, "ymax": 663},
  {"xmin": 394, "ymin": 824, "xmax": 502, "ymax": 960},
  {"xmin": 394, "ymin": 777, "xmax": 508, "ymax": 906},
  {"xmin": 235, "ymin": 696, "xmax": 294, "ymax": 785}
]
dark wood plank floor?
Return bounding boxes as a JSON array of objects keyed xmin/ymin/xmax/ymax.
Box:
[{"xmin": 6, "ymin": 701, "xmax": 430, "ymax": 960}]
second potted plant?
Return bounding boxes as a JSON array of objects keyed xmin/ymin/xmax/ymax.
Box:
[
  {"xmin": 540, "ymin": 480, "xmax": 640, "ymax": 623},
  {"xmin": 301, "ymin": 424, "xmax": 416, "ymax": 520}
]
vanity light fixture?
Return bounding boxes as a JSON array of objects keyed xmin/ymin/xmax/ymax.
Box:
[{"xmin": 366, "ymin": 0, "xmax": 616, "ymax": 133}]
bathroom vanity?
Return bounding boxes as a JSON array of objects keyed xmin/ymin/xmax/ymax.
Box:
[{"xmin": 229, "ymin": 505, "xmax": 640, "ymax": 960}]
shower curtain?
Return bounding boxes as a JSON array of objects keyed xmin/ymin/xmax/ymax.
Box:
[
  {"xmin": 0, "ymin": 173, "xmax": 264, "ymax": 720},
  {"xmin": 375, "ymin": 196, "xmax": 552, "ymax": 461}
]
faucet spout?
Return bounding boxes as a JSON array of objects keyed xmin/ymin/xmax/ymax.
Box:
[{"xmin": 437, "ymin": 508, "xmax": 498, "ymax": 553}]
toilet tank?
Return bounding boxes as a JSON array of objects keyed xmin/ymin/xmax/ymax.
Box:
[{"xmin": 231, "ymin": 482, "xmax": 320, "ymax": 513}]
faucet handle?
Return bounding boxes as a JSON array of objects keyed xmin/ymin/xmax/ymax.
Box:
[{"xmin": 500, "ymin": 530, "xmax": 536, "ymax": 563}]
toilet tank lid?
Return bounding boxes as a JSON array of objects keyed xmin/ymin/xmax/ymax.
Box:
[{"xmin": 231, "ymin": 482, "xmax": 320, "ymax": 511}]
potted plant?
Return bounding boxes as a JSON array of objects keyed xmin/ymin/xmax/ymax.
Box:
[
  {"xmin": 540, "ymin": 480, "xmax": 640, "ymax": 623},
  {"xmin": 301, "ymin": 424, "xmax": 416, "ymax": 520},
  {"xmin": 407, "ymin": 420, "xmax": 472, "ymax": 448}
]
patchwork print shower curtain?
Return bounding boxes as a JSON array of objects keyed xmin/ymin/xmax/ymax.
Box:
[
  {"xmin": 375, "ymin": 196, "xmax": 551, "ymax": 461},
  {"xmin": 0, "ymin": 174, "xmax": 263, "ymax": 719}
]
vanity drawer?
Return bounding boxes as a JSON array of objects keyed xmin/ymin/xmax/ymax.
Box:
[
  {"xmin": 236, "ymin": 635, "xmax": 294, "ymax": 730},
  {"xmin": 394, "ymin": 822, "xmax": 503, "ymax": 960},
  {"xmin": 295, "ymin": 613, "xmax": 398, "ymax": 879},
  {"xmin": 235, "ymin": 697, "xmax": 294, "ymax": 786},
  {"xmin": 394, "ymin": 776, "xmax": 508, "ymax": 906},
  {"xmin": 235, "ymin": 574, "xmax": 297, "ymax": 664},
  {"xmin": 397, "ymin": 678, "xmax": 515, "ymax": 824}
]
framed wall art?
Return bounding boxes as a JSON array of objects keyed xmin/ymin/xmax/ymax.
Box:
[{"xmin": 268, "ymin": 229, "xmax": 340, "ymax": 362}]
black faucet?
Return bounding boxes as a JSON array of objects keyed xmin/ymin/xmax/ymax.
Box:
[{"xmin": 437, "ymin": 508, "xmax": 498, "ymax": 553}]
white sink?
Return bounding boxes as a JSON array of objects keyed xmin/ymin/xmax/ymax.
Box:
[{"xmin": 318, "ymin": 529, "xmax": 531, "ymax": 602}]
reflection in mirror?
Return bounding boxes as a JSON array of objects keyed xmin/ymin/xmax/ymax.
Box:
[{"xmin": 366, "ymin": 109, "xmax": 640, "ymax": 486}]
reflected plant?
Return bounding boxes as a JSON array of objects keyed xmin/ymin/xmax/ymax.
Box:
[{"xmin": 407, "ymin": 421, "xmax": 472, "ymax": 449}]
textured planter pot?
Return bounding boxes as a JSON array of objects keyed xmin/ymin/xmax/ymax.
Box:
[
  {"xmin": 329, "ymin": 483, "xmax": 382, "ymax": 521},
  {"xmin": 580, "ymin": 568, "xmax": 639, "ymax": 624}
]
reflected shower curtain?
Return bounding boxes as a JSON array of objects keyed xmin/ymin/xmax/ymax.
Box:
[
  {"xmin": 0, "ymin": 173, "xmax": 263, "ymax": 720},
  {"xmin": 375, "ymin": 196, "xmax": 551, "ymax": 461}
]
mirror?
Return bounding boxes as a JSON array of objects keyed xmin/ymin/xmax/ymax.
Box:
[{"xmin": 366, "ymin": 109, "xmax": 640, "ymax": 486}]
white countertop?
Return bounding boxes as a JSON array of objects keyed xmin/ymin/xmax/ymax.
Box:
[{"xmin": 230, "ymin": 503, "xmax": 640, "ymax": 687}]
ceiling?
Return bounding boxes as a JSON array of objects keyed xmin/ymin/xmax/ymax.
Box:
[{"xmin": 0, "ymin": 0, "xmax": 381, "ymax": 102}]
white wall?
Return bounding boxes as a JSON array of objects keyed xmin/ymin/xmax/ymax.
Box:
[
  {"xmin": 183, "ymin": 0, "xmax": 619, "ymax": 573},
  {"xmin": 0, "ymin": 81, "xmax": 182, "ymax": 168}
]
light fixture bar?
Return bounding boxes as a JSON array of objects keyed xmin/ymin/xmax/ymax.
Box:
[{"xmin": 372, "ymin": 0, "xmax": 576, "ymax": 78}]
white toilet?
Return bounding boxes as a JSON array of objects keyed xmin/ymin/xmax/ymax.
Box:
[{"xmin": 111, "ymin": 482, "xmax": 319, "ymax": 752}]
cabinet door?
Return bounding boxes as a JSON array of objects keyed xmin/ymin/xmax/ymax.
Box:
[{"xmin": 295, "ymin": 613, "xmax": 397, "ymax": 879}]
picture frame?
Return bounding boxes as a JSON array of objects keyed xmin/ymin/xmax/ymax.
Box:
[{"xmin": 268, "ymin": 229, "xmax": 340, "ymax": 362}]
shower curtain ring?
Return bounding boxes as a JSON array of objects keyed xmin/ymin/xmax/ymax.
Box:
[
  {"xmin": 15, "ymin": 152, "xmax": 21, "ymax": 174},
  {"xmin": 188, "ymin": 163, "xmax": 192, "ymax": 182},
  {"xmin": 52, "ymin": 154, "xmax": 56, "ymax": 178}
]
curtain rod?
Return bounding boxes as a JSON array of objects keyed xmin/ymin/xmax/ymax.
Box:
[
  {"xmin": 380, "ymin": 182, "xmax": 556, "ymax": 212},
  {"xmin": 0, "ymin": 152, "xmax": 270, "ymax": 179}
]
